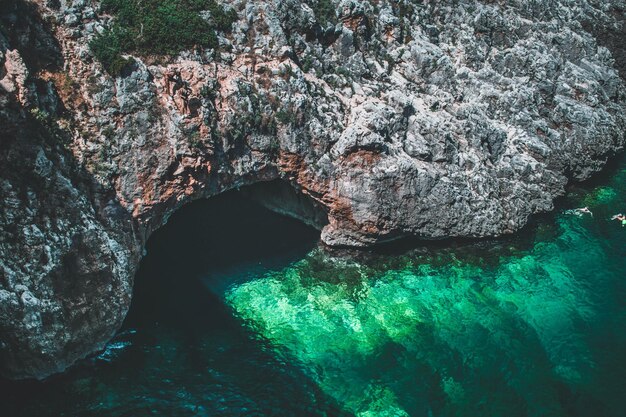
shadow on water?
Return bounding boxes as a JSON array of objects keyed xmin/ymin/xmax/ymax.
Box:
[{"xmin": 0, "ymin": 187, "xmax": 353, "ymax": 417}]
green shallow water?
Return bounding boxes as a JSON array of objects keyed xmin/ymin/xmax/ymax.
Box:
[{"xmin": 1, "ymin": 157, "xmax": 625, "ymax": 416}]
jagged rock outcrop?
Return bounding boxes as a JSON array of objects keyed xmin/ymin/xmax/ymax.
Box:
[{"xmin": 1, "ymin": 0, "xmax": 625, "ymax": 379}]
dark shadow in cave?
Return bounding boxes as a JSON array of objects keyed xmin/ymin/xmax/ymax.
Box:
[{"xmin": 125, "ymin": 180, "xmax": 323, "ymax": 326}]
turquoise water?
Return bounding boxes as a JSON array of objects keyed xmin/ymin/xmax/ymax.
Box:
[{"xmin": 1, "ymin": 157, "xmax": 625, "ymax": 416}]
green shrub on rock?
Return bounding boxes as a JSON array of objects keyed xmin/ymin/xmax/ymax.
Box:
[{"xmin": 90, "ymin": 0, "xmax": 238, "ymax": 75}]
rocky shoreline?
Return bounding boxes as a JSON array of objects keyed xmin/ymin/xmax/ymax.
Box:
[{"xmin": 1, "ymin": 0, "xmax": 625, "ymax": 379}]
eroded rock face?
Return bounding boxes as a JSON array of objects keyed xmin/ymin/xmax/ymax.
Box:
[{"xmin": 0, "ymin": 0, "xmax": 625, "ymax": 379}]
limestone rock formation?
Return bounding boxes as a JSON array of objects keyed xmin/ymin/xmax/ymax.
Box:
[{"xmin": 1, "ymin": 0, "xmax": 625, "ymax": 379}]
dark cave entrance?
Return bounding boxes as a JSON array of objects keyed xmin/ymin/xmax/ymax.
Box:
[{"xmin": 126, "ymin": 179, "xmax": 325, "ymax": 325}]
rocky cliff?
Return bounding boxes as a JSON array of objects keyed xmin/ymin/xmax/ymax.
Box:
[{"xmin": 1, "ymin": 0, "xmax": 625, "ymax": 379}]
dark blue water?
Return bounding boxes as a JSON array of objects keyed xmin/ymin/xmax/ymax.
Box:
[{"xmin": 1, "ymin": 156, "xmax": 625, "ymax": 416}]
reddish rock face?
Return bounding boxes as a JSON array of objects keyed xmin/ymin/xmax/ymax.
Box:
[{"xmin": 1, "ymin": 0, "xmax": 625, "ymax": 379}]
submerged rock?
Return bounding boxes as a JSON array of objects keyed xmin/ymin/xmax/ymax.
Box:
[{"xmin": 0, "ymin": 0, "xmax": 625, "ymax": 378}]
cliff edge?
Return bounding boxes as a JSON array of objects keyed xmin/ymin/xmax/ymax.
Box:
[{"xmin": 1, "ymin": 0, "xmax": 625, "ymax": 379}]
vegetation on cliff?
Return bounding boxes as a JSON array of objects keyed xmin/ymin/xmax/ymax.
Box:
[{"xmin": 90, "ymin": 0, "xmax": 237, "ymax": 75}]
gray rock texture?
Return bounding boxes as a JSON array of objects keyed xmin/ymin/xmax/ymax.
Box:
[{"xmin": 1, "ymin": 0, "xmax": 625, "ymax": 378}]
